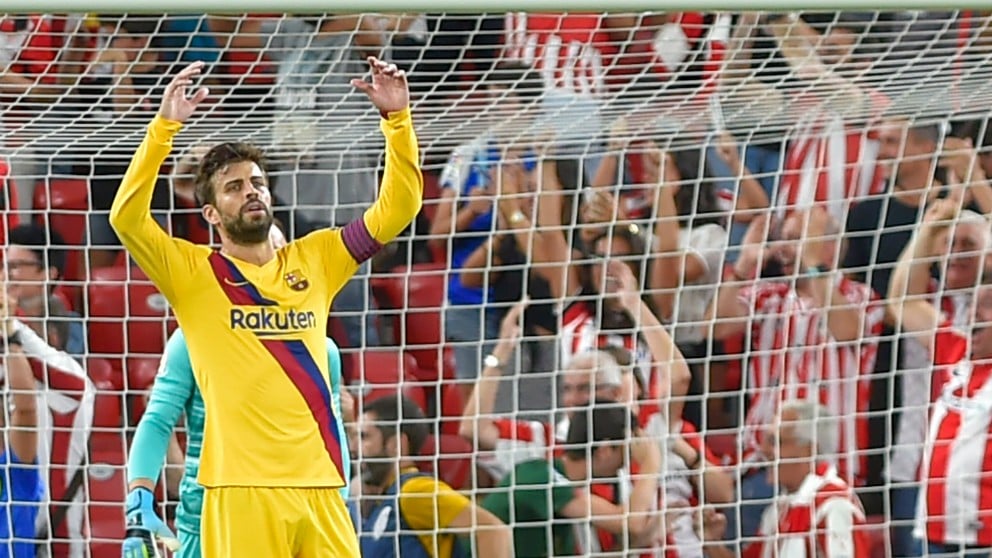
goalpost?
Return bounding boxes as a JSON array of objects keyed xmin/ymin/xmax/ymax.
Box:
[{"xmin": 0, "ymin": 9, "xmax": 990, "ymax": 558}]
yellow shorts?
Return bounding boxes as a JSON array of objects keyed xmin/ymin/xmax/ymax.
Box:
[{"xmin": 200, "ymin": 487, "xmax": 359, "ymax": 558}]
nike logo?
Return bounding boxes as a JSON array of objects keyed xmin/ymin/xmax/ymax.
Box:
[{"xmin": 223, "ymin": 277, "xmax": 251, "ymax": 287}]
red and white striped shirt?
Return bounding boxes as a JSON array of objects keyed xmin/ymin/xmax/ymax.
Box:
[
  {"xmin": 744, "ymin": 464, "xmax": 870, "ymax": 558},
  {"xmin": 558, "ymin": 299, "xmax": 652, "ymax": 386},
  {"xmin": 916, "ymin": 324, "xmax": 992, "ymax": 546},
  {"xmin": 2, "ymin": 320, "xmax": 94, "ymax": 557},
  {"xmin": 663, "ymin": 421, "xmax": 722, "ymax": 558},
  {"xmin": 476, "ymin": 418, "xmax": 554, "ymax": 481},
  {"xmin": 889, "ymin": 291, "xmax": 971, "ymax": 483},
  {"xmin": 503, "ymin": 13, "xmax": 611, "ymax": 98},
  {"xmin": 775, "ymin": 90, "xmax": 890, "ymax": 224},
  {"xmin": 740, "ymin": 278, "xmax": 883, "ymax": 484}
]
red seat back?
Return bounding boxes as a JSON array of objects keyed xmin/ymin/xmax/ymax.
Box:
[
  {"xmin": 371, "ymin": 264, "xmax": 446, "ymax": 378},
  {"xmin": 86, "ymin": 432, "xmax": 128, "ymax": 558},
  {"xmin": 354, "ymin": 349, "xmax": 428, "ymax": 414},
  {"xmin": 125, "ymin": 357, "xmax": 162, "ymax": 425},
  {"xmin": 33, "ymin": 177, "xmax": 90, "ymax": 282},
  {"xmin": 438, "ymin": 382, "xmax": 466, "ymax": 436},
  {"xmin": 87, "ymin": 358, "xmax": 123, "ymax": 428},
  {"xmin": 87, "ymin": 265, "xmax": 175, "ymax": 359},
  {"xmin": 418, "ymin": 434, "xmax": 474, "ymax": 491}
]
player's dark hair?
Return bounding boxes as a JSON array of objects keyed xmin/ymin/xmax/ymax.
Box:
[
  {"xmin": 194, "ymin": 142, "xmax": 267, "ymax": 207},
  {"xmin": 364, "ymin": 396, "xmax": 429, "ymax": 455},
  {"xmin": 7, "ymin": 223, "xmax": 66, "ymax": 281},
  {"xmin": 563, "ymin": 401, "xmax": 636, "ymax": 460}
]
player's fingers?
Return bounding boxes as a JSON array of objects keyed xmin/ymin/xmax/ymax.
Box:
[
  {"xmin": 178, "ymin": 60, "xmax": 205, "ymax": 78},
  {"xmin": 155, "ymin": 523, "xmax": 180, "ymax": 550},
  {"xmin": 190, "ymin": 86, "xmax": 210, "ymax": 104},
  {"xmin": 350, "ymin": 78, "xmax": 373, "ymax": 94}
]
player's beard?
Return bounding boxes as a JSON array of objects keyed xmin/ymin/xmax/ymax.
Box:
[
  {"xmin": 361, "ymin": 456, "xmax": 395, "ymax": 487},
  {"xmin": 222, "ymin": 206, "xmax": 274, "ymax": 246}
]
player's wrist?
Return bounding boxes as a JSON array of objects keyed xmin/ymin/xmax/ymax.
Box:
[{"xmin": 125, "ymin": 486, "xmax": 156, "ymax": 510}]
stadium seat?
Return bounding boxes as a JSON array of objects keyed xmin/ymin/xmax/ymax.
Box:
[
  {"xmin": 418, "ymin": 434, "xmax": 474, "ymax": 491},
  {"xmin": 370, "ymin": 263, "xmax": 447, "ymax": 380},
  {"xmin": 87, "ymin": 265, "xmax": 175, "ymax": 360},
  {"xmin": 87, "ymin": 358, "xmax": 123, "ymax": 429},
  {"xmin": 32, "ymin": 177, "xmax": 90, "ymax": 283},
  {"xmin": 354, "ymin": 349, "xmax": 428, "ymax": 414},
  {"xmin": 437, "ymin": 381, "xmax": 466, "ymax": 437},
  {"xmin": 126, "ymin": 357, "xmax": 160, "ymax": 393},
  {"xmin": 421, "ymin": 170, "xmax": 441, "ymax": 223},
  {"xmin": 125, "ymin": 357, "xmax": 162, "ymax": 425},
  {"xmin": 86, "ymin": 431, "xmax": 128, "ymax": 558},
  {"xmin": 32, "ymin": 177, "xmax": 89, "ymax": 243}
]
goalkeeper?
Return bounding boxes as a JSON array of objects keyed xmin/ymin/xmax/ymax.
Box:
[
  {"xmin": 122, "ymin": 228, "xmax": 355, "ymax": 558},
  {"xmin": 109, "ymin": 58, "xmax": 420, "ymax": 557}
]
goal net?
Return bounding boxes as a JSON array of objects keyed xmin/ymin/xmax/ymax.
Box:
[{"xmin": 1, "ymin": 10, "xmax": 990, "ymax": 558}]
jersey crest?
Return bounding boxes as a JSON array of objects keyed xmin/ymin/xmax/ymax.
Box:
[{"xmin": 284, "ymin": 269, "xmax": 310, "ymax": 292}]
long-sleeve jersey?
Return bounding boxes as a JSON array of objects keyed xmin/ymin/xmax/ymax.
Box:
[
  {"xmin": 109, "ymin": 108, "xmax": 422, "ymax": 487},
  {"xmin": 126, "ymin": 329, "xmax": 352, "ymax": 534}
]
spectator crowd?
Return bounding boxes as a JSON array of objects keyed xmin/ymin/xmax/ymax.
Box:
[{"xmin": 1, "ymin": 9, "xmax": 992, "ymax": 558}]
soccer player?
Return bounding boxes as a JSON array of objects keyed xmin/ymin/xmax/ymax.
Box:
[
  {"xmin": 109, "ymin": 58, "xmax": 420, "ymax": 557},
  {"xmin": 121, "ymin": 227, "xmax": 354, "ymax": 558}
]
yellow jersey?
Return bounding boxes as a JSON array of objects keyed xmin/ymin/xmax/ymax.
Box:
[{"xmin": 109, "ymin": 109, "xmax": 422, "ymax": 488}]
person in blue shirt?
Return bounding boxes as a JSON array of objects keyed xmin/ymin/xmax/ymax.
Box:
[
  {"xmin": 427, "ymin": 63, "xmax": 541, "ymax": 398},
  {"xmin": 0, "ymin": 291, "xmax": 46, "ymax": 558},
  {"xmin": 121, "ymin": 226, "xmax": 354, "ymax": 558}
]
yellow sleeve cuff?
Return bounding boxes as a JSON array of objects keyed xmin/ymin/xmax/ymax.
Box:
[
  {"xmin": 149, "ymin": 114, "xmax": 184, "ymax": 144},
  {"xmin": 382, "ymin": 106, "xmax": 412, "ymax": 128}
]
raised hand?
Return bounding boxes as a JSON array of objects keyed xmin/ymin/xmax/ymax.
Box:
[
  {"xmin": 713, "ymin": 131, "xmax": 742, "ymax": 171},
  {"xmin": 158, "ymin": 62, "xmax": 210, "ymax": 124},
  {"xmin": 923, "ymin": 198, "xmax": 959, "ymax": 228},
  {"xmin": 607, "ymin": 260, "xmax": 643, "ymax": 313},
  {"xmin": 350, "ymin": 57, "xmax": 410, "ymax": 116}
]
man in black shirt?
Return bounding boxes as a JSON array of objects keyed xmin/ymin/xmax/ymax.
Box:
[{"xmin": 842, "ymin": 117, "xmax": 940, "ymax": 557}]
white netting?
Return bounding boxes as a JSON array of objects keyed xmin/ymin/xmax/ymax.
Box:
[{"xmin": 0, "ymin": 10, "xmax": 991, "ymax": 558}]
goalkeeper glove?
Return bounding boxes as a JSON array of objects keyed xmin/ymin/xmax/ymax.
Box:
[{"xmin": 122, "ymin": 487, "xmax": 180, "ymax": 558}]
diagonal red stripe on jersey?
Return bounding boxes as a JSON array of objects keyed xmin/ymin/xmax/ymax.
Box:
[
  {"xmin": 261, "ymin": 338, "xmax": 345, "ymax": 478},
  {"xmin": 207, "ymin": 251, "xmax": 277, "ymax": 306}
]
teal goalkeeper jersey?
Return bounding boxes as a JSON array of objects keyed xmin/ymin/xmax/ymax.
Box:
[{"xmin": 126, "ymin": 329, "xmax": 352, "ymax": 534}]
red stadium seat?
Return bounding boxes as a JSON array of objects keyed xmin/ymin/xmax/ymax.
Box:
[
  {"xmin": 125, "ymin": 357, "xmax": 162, "ymax": 425},
  {"xmin": 32, "ymin": 177, "xmax": 90, "ymax": 282},
  {"xmin": 354, "ymin": 349, "xmax": 428, "ymax": 414},
  {"xmin": 126, "ymin": 357, "xmax": 160, "ymax": 392},
  {"xmin": 370, "ymin": 263, "xmax": 447, "ymax": 380},
  {"xmin": 418, "ymin": 434, "xmax": 474, "ymax": 491},
  {"xmin": 86, "ymin": 432, "xmax": 128, "ymax": 558},
  {"xmin": 87, "ymin": 265, "xmax": 176, "ymax": 360},
  {"xmin": 421, "ymin": 170, "xmax": 441, "ymax": 223},
  {"xmin": 32, "ymin": 177, "xmax": 89, "ymax": 243},
  {"xmin": 438, "ymin": 382, "xmax": 466, "ymax": 437},
  {"xmin": 87, "ymin": 358, "xmax": 123, "ymax": 428}
]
